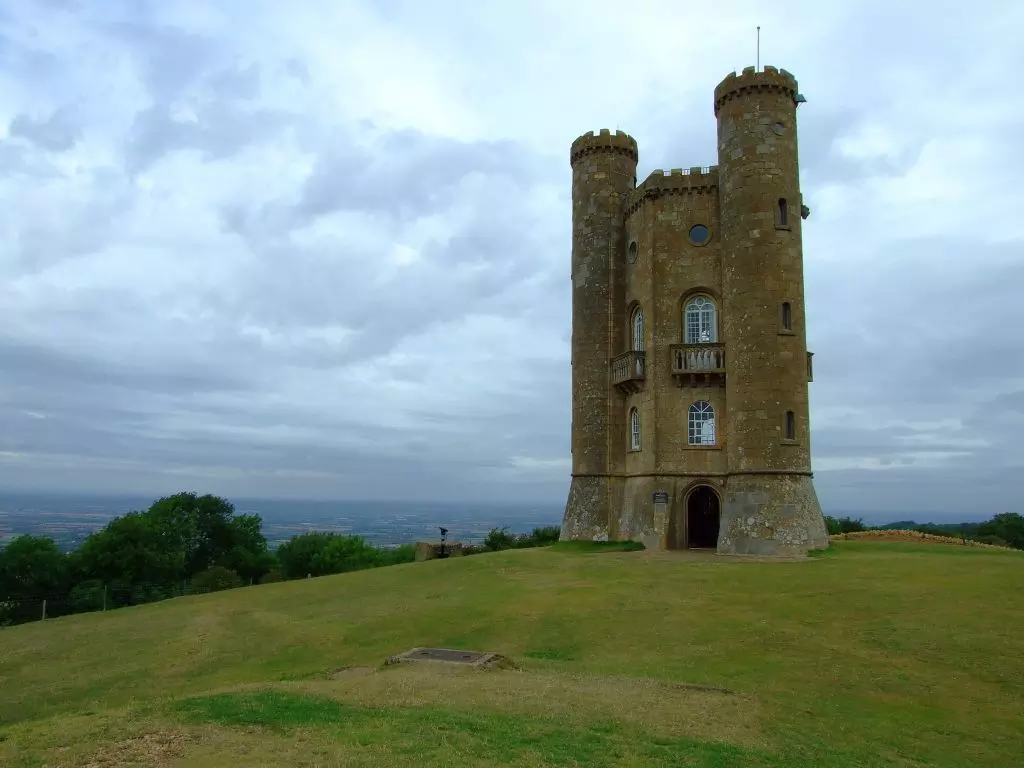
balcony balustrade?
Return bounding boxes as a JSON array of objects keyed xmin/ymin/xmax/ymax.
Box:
[
  {"xmin": 670, "ymin": 343, "xmax": 725, "ymax": 387},
  {"xmin": 610, "ymin": 350, "xmax": 645, "ymax": 394}
]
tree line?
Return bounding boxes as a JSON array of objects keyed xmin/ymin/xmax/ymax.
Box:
[
  {"xmin": 0, "ymin": 492, "xmax": 562, "ymax": 627},
  {"xmin": 824, "ymin": 512, "xmax": 1024, "ymax": 549}
]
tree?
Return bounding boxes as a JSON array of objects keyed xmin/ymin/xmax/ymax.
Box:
[
  {"xmin": 0, "ymin": 535, "xmax": 68, "ymax": 597},
  {"xmin": 0, "ymin": 535, "xmax": 69, "ymax": 624},
  {"xmin": 70, "ymin": 512, "xmax": 181, "ymax": 586},
  {"xmin": 145, "ymin": 492, "xmax": 240, "ymax": 577},
  {"xmin": 976, "ymin": 513, "xmax": 1024, "ymax": 550}
]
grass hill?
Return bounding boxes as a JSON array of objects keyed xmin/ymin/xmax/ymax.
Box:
[{"xmin": 1, "ymin": 540, "xmax": 1022, "ymax": 767}]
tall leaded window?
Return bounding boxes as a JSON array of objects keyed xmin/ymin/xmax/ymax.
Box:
[
  {"xmin": 629, "ymin": 408, "xmax": 641, "ymax": 451},
  {"xmin": 631, "ymin": 307, "xmax": 644, "ymax": 351},
  {"xmin": 685, "ymin": 296, "xmax": 717, "ymax": 344},
  {"xmin": 688, "ymin": 401, "xmax": 716, "ymax": 446}
]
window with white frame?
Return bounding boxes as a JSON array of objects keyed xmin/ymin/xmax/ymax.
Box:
[
  {"xmin": 688, "ymin": 401, "xmax": 716, "ymax": 446},
  {"xmin": 631, "ymin": 307, "xmax": 644, "ymax": 351},
  {"xmin": 684, "ymin": 296, "xmax": 717, "ymax": 344},
  {"xmin": 629, "ymin": 408, "xmax": 641, "ymax": 451}
]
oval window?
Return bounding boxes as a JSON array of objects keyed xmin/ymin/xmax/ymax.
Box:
[
  {"xmin": 628, "ymin": 240, "xmax": 638, "ymax": 263},
  {"xmin": 688, "ymin": 224, "xmax": 710, "ymax": 246}
]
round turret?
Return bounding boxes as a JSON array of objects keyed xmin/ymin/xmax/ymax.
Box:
[
  {"xmin": 714, "ymin": 66, "xmax": 828, "ymax": 555},
  {"xmin": 561, "ymin": 128, "xmax": 638, "ymax": 542}
]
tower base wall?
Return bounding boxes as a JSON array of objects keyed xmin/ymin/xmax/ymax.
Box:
[
  {"xmin": 560, "ymin": 476, "xmax": 613, "ymax": 542},
  {"xmin": 561, "ymin": 473, "xmax": 829, "ymax": 557},
  {"xmin": 618, "ymin": 475, "xmax": 666, "ymax": 551},
  {"xmin": 719, "ymin": 474, "xmax": 829, "ymax": 556}
]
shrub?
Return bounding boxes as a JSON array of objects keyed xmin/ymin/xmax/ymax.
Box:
[
  {"xmin": 380, "ymin": 543, "xmax": 416, "ymax": 566},
  {"xmin": 483, "ymin": 526, "xmax": 518, "ymax": 552},
  {"xmin": 516, "ymin": 526, "xmax": 561, "ymax": 548},
  {"xmin": 259, "ymin": 569, "xmax": 284, "ymax": 584},
  {"xmin": 69, "ymin": 579, "xmax": 106, "ymax": 613},
  {"xmin": 188, "ymin": 566, "xmax": 243, "ymax": 595},
  {"xmin": 825, "ymin": 515, "xmax": 867, "ymax": 535}
]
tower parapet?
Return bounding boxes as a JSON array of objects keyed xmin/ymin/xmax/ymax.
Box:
[
  {"xmin": 626, "ymin": 166, "xmax": 719, "ymax": 218},
  {"xmin": 570, "ymin": 129, "xmax": 639, "ymax": 165},
  {"xmin": 713, "ymin": 65, "xmax": 798, "ymax": 115}
]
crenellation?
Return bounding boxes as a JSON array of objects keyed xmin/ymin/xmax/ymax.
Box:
[{"xmin": 570, "ymin": 129, "xmax": 639, "ymax": 165}]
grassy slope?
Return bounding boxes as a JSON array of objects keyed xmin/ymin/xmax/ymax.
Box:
[{"xmin": 1, "ymin": 541, "xmax": 1022, "ymax": 767}]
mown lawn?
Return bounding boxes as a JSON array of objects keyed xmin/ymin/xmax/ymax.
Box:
[{"xmin": 1, "ymin": 540, "xmax": 1022, "ymax": 766}]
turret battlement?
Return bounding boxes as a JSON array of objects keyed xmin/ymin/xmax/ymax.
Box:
[
  {"xmin": 570, "ymin": 129, "xmax": 639, "ymax": 166},
  {"xmin": 625, "ymin": 165, "xmax": 719, "ymax": 218},
  {"xmin": 713, "ymin": 65, "xmax": 798, "ymax": 115}
]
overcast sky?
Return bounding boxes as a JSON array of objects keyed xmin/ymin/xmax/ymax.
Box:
[{"xmin": 1, "ymin": 0, "xmax": 1022, "ymax": 520}]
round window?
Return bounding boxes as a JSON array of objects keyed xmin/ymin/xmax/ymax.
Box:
[
  {"xmin": 688, "ymin": 224, "xmax": 710, "ymax": 246},
  {"xmin": 773, "ymin": 121, "xmax": 785, "ymax": 135},
  {"xmin": 627, "ymin": 240, "xmax": 638, "ymax": 263}
]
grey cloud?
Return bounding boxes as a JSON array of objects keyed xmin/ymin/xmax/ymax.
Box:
[
  {"xmin": 103, "ymin": 21, "xmax": 215, "ymax": 104},
  {"xmin": 0, "ymin": 0, "xmax": 1022, "ymax": 520},
  {"xmin": 297, "ymin": 130, "xmax": 552, "ymax": 221},
  {"xmin": 9, "ymin": 107, "xmax": 81, "ymax": 151},
  {"xmin": 124, "ymin": 100, "xmax": 292, "ymax": 173}
]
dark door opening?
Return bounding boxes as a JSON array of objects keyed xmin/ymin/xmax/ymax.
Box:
[{"xmin": 687, "ymin": 485, "xmax": 720, "ymax": 549}]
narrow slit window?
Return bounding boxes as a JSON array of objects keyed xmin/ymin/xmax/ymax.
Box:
[
  {"xmin": 781, "ymin": 302, "xmax": 792, "ymax": 331},
  {"xmin": 630, "ymin": 408, "xmax": 641, "ymax": 451},
  {"xmin": 778, "ymin": 198, "xmax": 788, "ymax": 226},
  {"xmin": 785, "ymin": 410, "xmax": 796, "ymax": 440}
]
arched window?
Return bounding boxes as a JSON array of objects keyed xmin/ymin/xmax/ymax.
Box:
[
  {"xmin": 785, "ymin": 410, "xmax": 796, "ymax": 440},
  {"xmin": 778, "ymin": 198, "xmax": 788, "ymax": 227},
  {"xmin": 688, "ymin": 401, "xmax": 716, "ymax": 446},
  {"xmin": 631, "ymin": 307, "xmax": 644, "ymax": 351},
  {"xmin": 781, "ymin": 301, "xmax": 792, "ymax": 331},
  {"xmin": 629, "ymin": 408, "xmax": 641, "ymax": 451},
  {"xmin": 684, "ymin": 296, "xmax": 717, "ymax": 344}
]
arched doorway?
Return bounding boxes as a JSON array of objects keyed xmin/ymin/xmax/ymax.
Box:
[{"xmin": 687, "ymin": 485, "xmax": 720, "ymax": 549}]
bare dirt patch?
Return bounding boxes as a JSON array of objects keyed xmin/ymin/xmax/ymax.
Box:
[{"xmin": 286, "ymin": 663, "xmax": 764, "ymax": 747}]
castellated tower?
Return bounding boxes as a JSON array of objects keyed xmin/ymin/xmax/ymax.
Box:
[{"xmin": 561, "ymin": 66, "xmax": 829, "ymax": 556}]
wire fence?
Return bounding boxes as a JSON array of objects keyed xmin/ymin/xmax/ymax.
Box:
[{"xmin": 0, "ymin": 577, "xmax": 264, "ymax": 628}]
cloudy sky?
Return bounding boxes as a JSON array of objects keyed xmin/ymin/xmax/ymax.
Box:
[{"xmin": 1, "ymin": 0, "xmax": 1022, "ymax": 520}]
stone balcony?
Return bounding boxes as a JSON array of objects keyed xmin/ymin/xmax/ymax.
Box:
[
  {"xmin": 611, "ymin": 350, "xmax": 645, "ymax": 394},
  {"xmin": 670, "ymin": 343, "xmax": 726, "ymax": 388}
]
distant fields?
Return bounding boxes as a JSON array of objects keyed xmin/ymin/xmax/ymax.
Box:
[{"xmin": 2, "ymin": 540, "xmax": 1022, "ymax": 767}]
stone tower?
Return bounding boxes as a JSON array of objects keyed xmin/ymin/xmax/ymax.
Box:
[{"xmin": 561, "ymin": 66, "xmax": 829, "ymax": 556}]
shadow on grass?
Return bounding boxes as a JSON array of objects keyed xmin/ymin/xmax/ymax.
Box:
[
  {"xmin": 173, "ymin": 689, "xmax": 779, "ymax": 767},
  {"xmin": 545, "ymin": 540, "xmax": 646, "ymax": 554}
]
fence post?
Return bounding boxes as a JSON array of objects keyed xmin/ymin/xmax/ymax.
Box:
[
  {"xmin": 102, "ymin": 585, "xmax": 107, "ymax": 612},
  {"xmin": 41, "ymin": 599, "xmax": 47, "ymax": 621}
]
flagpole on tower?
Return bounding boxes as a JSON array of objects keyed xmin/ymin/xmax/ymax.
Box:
[{"xmin": 756, "ymin": 26, "xmax": 760, "ymax": 71}]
